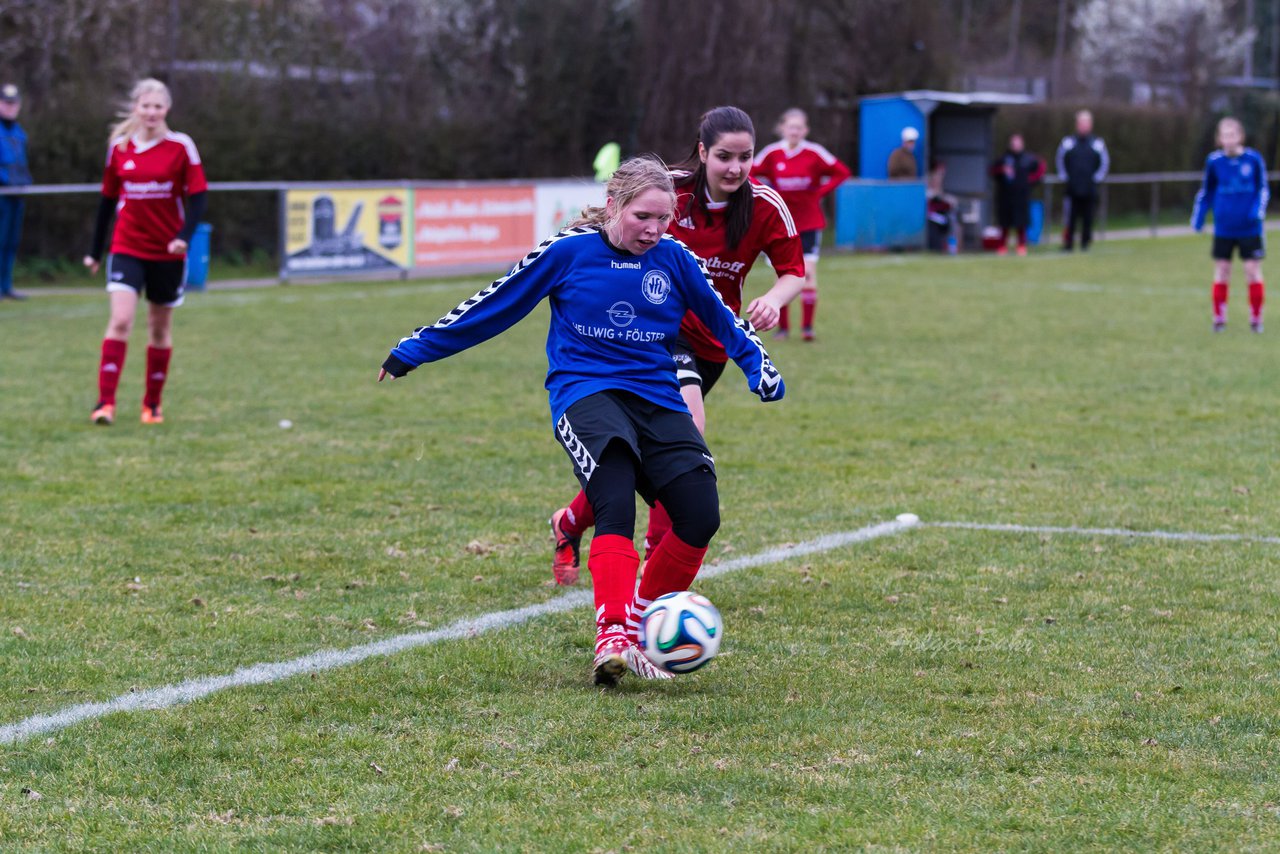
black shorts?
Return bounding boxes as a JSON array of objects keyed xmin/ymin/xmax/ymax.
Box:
[
  {"xmin": 106, "ymin": 253, "xmax": 187, "ymax": 307},
  {"xmin": 1212, "ymin": 235, "xmax": 1265, "ymax": 261},
  {"xmin": 672, "ymin": 335, "xmax": 727, "ymax": 394},
  {"xmin": 554, "ymin": 390, "xmax": 716, "ymax": 504},
  {"xmin": 799, "ymin": 229, "xmax": 821, "ymax": 259}
]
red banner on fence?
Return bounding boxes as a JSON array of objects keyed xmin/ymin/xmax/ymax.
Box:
[{"xmin": 413, "ymin": 186, "xmax": 537, "ymax": 268}]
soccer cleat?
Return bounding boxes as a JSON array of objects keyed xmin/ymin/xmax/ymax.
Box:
[
  {"xmin": 1251, "ymin": 320, "xmax": 1264, "ymax": 334},
  {"xmin": 772, "ymin": 329, "xmax": 789, "ymax": 340},
  {"xmin": 802, "ymin": 328, "xmax": 815, "ymax": 342},
  {"xmin": 996, "ymin": 245, "xmax": 1008, "ymax": 256},
  {"xmin": 625, "ymin": 643, "xmax": 674, "ymax": 681},
  {"xmin": 1213, "ymin": 321, "xmax": 1226, "ymax": 333},
  {"xmin": 1016, "ymin": 245, "xmax": 1028, "ymax": 257},
  {"xmin": 592, "ymin": 626, "xmax": 629, "ymax": 686},
  {"xmin": 140, "ymin": 404, "xmax": 164, "ymax": 424},
  {"xmin": 91, "ymin": 403, "xmax": 115, "ymax": 425},
  {"xmin": 549, "ymin": 507, "xmax": 581, "ymax": 585}
]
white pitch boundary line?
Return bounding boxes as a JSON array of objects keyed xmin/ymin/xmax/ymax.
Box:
[
  {"xmin": 926, "ymin": 520, "xmax": 1280, "ymax": 545},
  {"xmin": 0, "ymin": 518, "xmax": 915, "ymax": 746}
]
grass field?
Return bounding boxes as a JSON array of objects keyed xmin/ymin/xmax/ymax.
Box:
[{"xmin": 2, "ymin": 235, "xmax": 1279, "ymax": 851}]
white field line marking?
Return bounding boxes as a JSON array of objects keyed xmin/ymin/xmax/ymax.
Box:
[
  {"xmin": 927, "ymin": 520, "xmax": 1280, "ymax": 545},
  {"xmin": 0, "ymin": 518, "xmax": 916, "ymax": 746}
]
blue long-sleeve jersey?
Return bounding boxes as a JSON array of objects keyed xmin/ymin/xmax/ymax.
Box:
[
  {"xmin": 1192, "ymin": 148, "xmax": 1268, "ymax": 238},
  {"xmin": 0, "ymin": 119, "xmax": 31, "ymax": 187},
  {"xmin": 383, "ymin": 226, "xmax": 783, "ymax": 422}
]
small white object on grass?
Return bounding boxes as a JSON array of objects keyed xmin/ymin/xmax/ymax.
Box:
[
  {"xmin": 279, "ymin": 419, "xmax": 293, "ymax": 429},
  {"xmin": 896, "ymin": 513, "xmax": 920, "ymax": 525}
]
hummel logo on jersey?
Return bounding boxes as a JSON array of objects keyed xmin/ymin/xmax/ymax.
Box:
[
  {"xmin": 611, "ymin": 259, "xmax": 641, "ymax": 270},
  {"xmin": 607, "ymin": 301, "xmax": 636, "ymax": 327},
  {"xmin": 641, "ymin": 269, "xmax": 671, "ymax": 305},
  {"xmin": 123, "ymin": 160, "xmax": 136, "ymax": 170}
]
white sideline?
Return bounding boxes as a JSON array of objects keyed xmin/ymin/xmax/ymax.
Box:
[
  {"xmin": 0, "ymin": 518, "xmax": 916, "ymax": 746},
  {"xmin": 926, "ymin": 520, "xmax": 1280, "ymax": 545}
]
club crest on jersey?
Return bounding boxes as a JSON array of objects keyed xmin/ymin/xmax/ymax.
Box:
[
  {"xmin": 1242, "ymin": 163, "xmax": 1253, "ymax": 176},
  {"xmin": 641, "ymin": 269, "xmax": 671, "ymax": 305},
  {"xmin": 607, "ymin": 301, "xmax": 636, "ymax": 327}
]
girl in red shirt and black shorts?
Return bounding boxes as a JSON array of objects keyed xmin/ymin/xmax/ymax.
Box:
[
  {"xmin": 85, "ymin": 78, "xmax": 207, "ymax": 426},
  {"xmin": 752, "ymin": 108, "xmax": 851, "ymax": 340}
]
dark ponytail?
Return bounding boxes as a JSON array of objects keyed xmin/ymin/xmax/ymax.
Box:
[{"xmin": 674, "ymin": 106, "xmax": 755, "ymax": 250}]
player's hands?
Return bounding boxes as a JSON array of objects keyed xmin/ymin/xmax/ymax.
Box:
[
  {"xmin": 378, "ymin": 368, "xmax": 395, "ymax": 382},
  {"xmin": 83, "ymin": 255, "xmax": 99, "ymax": 274},
  {"xmin": 167, "ymin": 239, "xmax": 188, "ymax": 255},
  {"xmin": 746, "ymin": 295, "xmax": 782, "ymax": 332}
]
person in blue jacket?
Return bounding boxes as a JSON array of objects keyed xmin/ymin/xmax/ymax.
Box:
[
  {"xmin": 378, "ymin": 156, "xmax": 784, "ymax": 687},
  {"xmin": 0, "ymin": 83, "xmax": 32, "ymax": 300},
  {"xmin": 1193, "ymin": 117, "xmax": 1269, "ymax": 333}
]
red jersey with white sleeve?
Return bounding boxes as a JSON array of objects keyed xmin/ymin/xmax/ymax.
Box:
[
  {"xmin": 671, "ymin": 176, "xmax": 804, "ymax": 363},
  {"xmin": 751, "ymin": 140, "xmax": 851, "ymax": 232},
  {"xmin": 101, "ymin": 131, "xmax": 207, "ymax": 261}
]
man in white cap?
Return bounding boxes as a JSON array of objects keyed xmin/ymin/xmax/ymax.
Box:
[
  {"xmin": 888, "ymin": 126, "xmax": 920, "ymax": 179},
  {"xmin": 0, "ymin": 82, "xmax": 31, "ymax": 300}
]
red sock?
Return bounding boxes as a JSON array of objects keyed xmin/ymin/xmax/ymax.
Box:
[
  {"xmin": 643, "ymin": 501, "xmax": 673, "ymax": 561},
  {"xmin": 801, "ymin": 289, "xmax": 817, "ymax": 331},
  {"xmin": 1212, "ymin": 282, "xmax": 1229, "ymax": 323},
  {"xmin": 637, "ymin": 532, "xmax": 707, "ymax": 603},
  {"xmin": 144, "ymin": 346, "xmax": 172, "ymax": 409},
  {"xmin": 561, "ymin": 489, "xmax": 595, "ymax": 538},
  {"xmin": 777, "ymin": 304, "xmax": 790, "ymax": 332},
  {"xmin": 1249, "ymin": 281, "xmax": 1264, "ymax": 322},
  {"xmin": 1017, "ymin": 228, "xmax": 1027, "ymax": 248},
  {"xmin": 98, "ymin": 339, "xmax": 128, "ymax": 406},
  {"xmin": 588, "ymin": 534, "xmax": 639, "ymax": 630}
]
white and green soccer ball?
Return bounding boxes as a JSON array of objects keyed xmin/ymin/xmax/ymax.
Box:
[{"xmin": 638, "ymin": 590, "xmax": 722, "ymax": 674}]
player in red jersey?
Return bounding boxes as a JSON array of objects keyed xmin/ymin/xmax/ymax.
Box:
[
  {"xmin": 84, "ymin": 78, "xmax": 207, "ymax": 426},
  {"xmin": 549, "ymin": 107, "xmax": 805, "ymax": 639},
  {"xmin": 751, "ymin": 108, "xmax": 851, "ymax": 341}
]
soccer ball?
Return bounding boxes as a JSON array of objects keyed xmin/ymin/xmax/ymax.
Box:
[{"xmin": 638, "ymin": 591, "xmax": 722, "ymax": 674}]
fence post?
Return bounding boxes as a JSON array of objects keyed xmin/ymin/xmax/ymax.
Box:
[
  {"xmin": 277, "ymin": 188, "xmax": 289, "ymax": 282},
  {"xmin": 1150, "ymin": 180, "xmax": 1160, "ymax": 238},
  {"xmin": 1044, "ymin": 182, "xmax": 1054, "ymax": 245}
]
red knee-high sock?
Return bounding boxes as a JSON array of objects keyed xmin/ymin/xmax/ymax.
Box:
[
  {"xmin": 561, "ymin": 489, "xmax": 595, "ymax": 538},
  {"xmin": 98, "ymin": 339, "xmax": 128, "ymax": 406},
  {"xmin": 1017, "ymin": 227, "xmax": 1027, "ymax": 248},
  {"xmin": 643, "ymin": 501, "xmax": 673, "ymax": 561},
  {"xmin": 143, "ymin": 346, "xmax": 172, "ymax": 409},
  {"xmin": 589, "ymin": 534, "xmax": 640, "ymax": 633},
  {"xmin": 1213, "ymin": 282, "xmax": 1229, "ymax": 324},
  {"xmin": 637, "ymin": 532, "xmax": 707, "ymax": 603},
  {"xmin": 801, "ymin": 289, "xmax": 817, "ymax": 331},
  {"xmin": 1249, "ymin": 281, "xmax": 1264, "ymax": 322},
  {"xmin": 777, "ymin": 304, "xmax": 791, "ymax": 332}
]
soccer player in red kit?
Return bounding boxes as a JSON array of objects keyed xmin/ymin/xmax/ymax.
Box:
[
  {"xmin": 549, "ymin": 107, "xmax": 805, "ymax": 638},
  {"xmin": 84, "ymin": 78, "xmax": 207, "ymax": 425},
  {"xmin": 751, "ymin": 108, "xmax": 850, "ymax": 340}
]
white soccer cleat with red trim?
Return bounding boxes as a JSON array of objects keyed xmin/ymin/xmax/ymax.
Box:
[{"xmin": 592, "ymin": 625, "xmax": 629, "ymax": 686}]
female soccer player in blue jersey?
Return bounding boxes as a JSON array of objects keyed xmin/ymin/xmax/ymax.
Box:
[
  {"xmin": 378, "ymin": 156, "xmax": 784, "ymax": 686},
  {"xmin": 1193, "ymin": 117, "xmax": 1268, "ymax": 333}
]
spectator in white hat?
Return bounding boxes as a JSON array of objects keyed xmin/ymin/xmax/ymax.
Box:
[
  {"xmin": 888, "ymin": 126, "xmax": 920, "ymax": 179},
  {"xmin": 0, "ymin": 82, "xmax": 31, "ymax": 300}
]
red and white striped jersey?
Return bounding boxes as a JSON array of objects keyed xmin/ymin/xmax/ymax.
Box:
[
  {"xmin": 751, "ymin": 140, "xmax": 851, "ymax": 232},
  {"xmin": 670, "ymin": 177, "xmax": 804, "ymax": 362},
  {"xmin": 101, "ymin": 131, "xmax": 207, "ymax": 261}
]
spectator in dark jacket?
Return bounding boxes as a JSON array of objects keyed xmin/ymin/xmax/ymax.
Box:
[
  {"xmin": 0, "ymin": 82, "xmax": 31, "ymax": 300},
  {"xmin": 1055, "ymin": 110, "xmax": 1109, "ymax": 251},
  {"xmin": 991, "ymin": 133, "xmax": 1045, "ymax": 256}
]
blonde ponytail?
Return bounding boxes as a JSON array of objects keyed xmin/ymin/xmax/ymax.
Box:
[
  {"xmin": 571, "ymin": 154, "xmax": 675, "ymax": 231},
  {"xmin": 108, "ymin": 78, "xmax": 172, "ymax": 148}
]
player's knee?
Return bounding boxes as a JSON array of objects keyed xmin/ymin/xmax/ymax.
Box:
[{"xmin": 107, "ymin": 317, "xmax": 133, "ymax": 338}]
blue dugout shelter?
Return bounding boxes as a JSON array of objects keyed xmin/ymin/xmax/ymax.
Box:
[{"xmin": 836, "ymin": 90, "xmax": 1037, "ymax": 251}]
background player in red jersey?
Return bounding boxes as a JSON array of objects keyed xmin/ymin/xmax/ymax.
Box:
[
  {"xmin": 550, "ymin": 108, "xmax": 805, "ymax": 635},
  {"xmin": 751, "ymin": 108, "xmax": 851, "ymax": 341},
  {"xmin": 83, "ymin": 78, "xmax": 207, "ymax": 426}
]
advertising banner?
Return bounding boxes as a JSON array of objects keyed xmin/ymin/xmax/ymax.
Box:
[
  {"xmin": 533, "ymin": 180, "xmax": 605, "ymax": 239},
  {"xmin": 284, "ymin": 188, "xmax": 411, "ymax": 276},
  {"xmin": 413, "ymin": 185, "xmax": 536, "ymax": 269}
]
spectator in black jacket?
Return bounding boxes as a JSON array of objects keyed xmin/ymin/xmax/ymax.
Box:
[
  {"xmin": 991, "ymin": 133, "xmax": 1045, "ymax": 256},
  {"xmin": 1055, "ymin": 110, "xmax": 1109, "ymax": 251}
]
